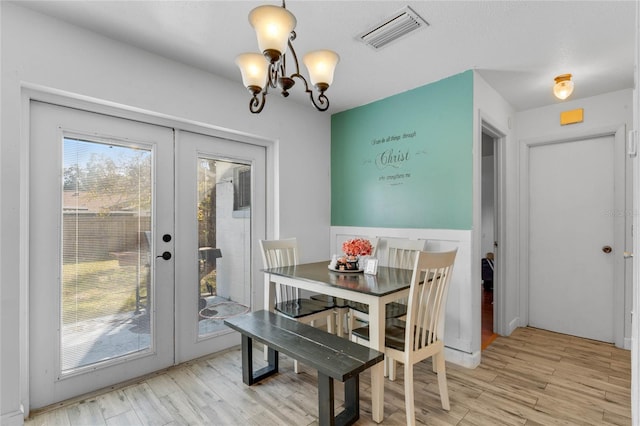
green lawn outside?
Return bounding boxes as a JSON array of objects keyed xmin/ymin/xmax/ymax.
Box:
[
  {"xmin": 62, "ymin": 260, "xmax": 146, "ymax": 324},
  {"xmin": 62, "ymin": 259, "xmax": 217, "ymax": 324}
]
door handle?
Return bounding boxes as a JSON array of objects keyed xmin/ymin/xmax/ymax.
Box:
[
  {"xmin": 157, "ymin": 251, "xmax": 172, "ymax": 260},
  {"xmin": 602, "ymin": 245, "xmax": 612, "ymax": 254}
]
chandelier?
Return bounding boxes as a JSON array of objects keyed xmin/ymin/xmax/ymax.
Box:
[{"xmin": 235, "ymin": 1, "xmax": 340, "ymax": 113}]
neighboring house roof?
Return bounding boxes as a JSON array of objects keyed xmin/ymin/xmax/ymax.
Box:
[{"xmin": 63, "ymin": 191, "xmax": 149, "ymax": 215}]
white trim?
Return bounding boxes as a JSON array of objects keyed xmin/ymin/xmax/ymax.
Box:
[
  {"xmin": 1, "ymin": 410, "xmax": 26, "ymax": 426},
  {"xmin": 508, "ymin": 317, "xmax": 520, "ymax": 336},
  {"xmin": 21, "ymin": 83, "xmax": 272, "ymax": 148},
  {"xmin": 19, "ymin": 90, "xmax": 31, "ymax": 419},
  {"xmin": 330, "ymin": 226, "xmax": 471, "ymax": 247},
  {"xmin": 631, "ymin": 5, "xmax": 639, "ymax": 423},
  {"xmin": 444, "ymin": 347, "xmax": 481, "ymax": 369},
  {"xmin": 19, "ymin": 84, "xmax": 277, "ymax": 417}
]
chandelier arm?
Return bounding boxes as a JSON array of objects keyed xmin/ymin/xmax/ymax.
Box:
[
  {"xmin": 249, "ymin": 90, "xmax": 267, "ymax": 114},
  {"xmin": 287, "ymin": 35, "xmax": 302, "ymax": 76},
  {"xmin": 290, "ymin": 72, "xmax": 330, "ymax": 111},
  {"xmin": 267, "ymin": 62, "xmax": 279, "ymax": 89},
  {"xmin": 309, "ymin": 91, "xmax": 329, "ymax": 111}
]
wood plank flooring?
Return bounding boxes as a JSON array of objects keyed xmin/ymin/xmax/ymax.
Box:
[
  {"xmin": 25, "ymin": 327, "xmax": 631, "ymax": 425},
  {"xmin": 481, "ymin": 288, "xmax": 497, "ymax": 350}
]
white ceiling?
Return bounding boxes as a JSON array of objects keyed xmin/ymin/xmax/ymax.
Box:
[{"xmin": 13, "ymin": 0, "xmax": 637, "ymax": 113}]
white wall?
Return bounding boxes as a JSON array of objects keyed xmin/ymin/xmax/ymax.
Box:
[
  {"xmin": 215, "ymin": 163, "xmax": 251, "ymax": 305},
  {"xmin": 516, "ymin": 89, "xmax": 634, "ymax": 347},
  {"xmin": 1, "ymin": 3, "xmax": 332, "ymax": 423}
]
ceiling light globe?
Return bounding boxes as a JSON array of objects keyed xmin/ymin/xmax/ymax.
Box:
[
  {"xmin": 235, "ymin": 53, "xmax": 268, "ymax": 91},
  {"xmin": 249, "ymin": 5, "xmax": 296, "ymax": 60},
  {"xmin": 553, "ymin": 74, "xmax": 574, "ymax": 100},
  {"xmin": 303, "ymin": 50, "xmax": 340, "ymax": 90}
]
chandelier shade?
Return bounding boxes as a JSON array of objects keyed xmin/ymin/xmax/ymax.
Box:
[
  {"xmin": 553, "ymin": 74, "xmax": 574, "ymax": 100},
  {"xmin": 303, "ymin": 50, "xmax": 340, "ymax": 89},
  {"xmin": 249, "ymin": 5, "xmax": 296, "ymax": 62},
  {"xmin": 236, "ymin": 1, "xmax": 339, "ymax": 113},
  {"xmin": 235, "ymin": 53, "xmax": 268, "ymax": 91}
]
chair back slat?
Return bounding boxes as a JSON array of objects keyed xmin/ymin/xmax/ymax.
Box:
[
  {"xmin": 369, "ymin": 237, "xmax": 380, "ymax": 257},
  {"xmin": 405, "ymin": 250, "xmax": 457, "ymax": 352},
  {"xmin": 259, "ymin": 238, "xmax": 300, "ymax": 302},
  {"xmin": 386, "ymin": 239, "xmax": 427, "ymax": 269}
]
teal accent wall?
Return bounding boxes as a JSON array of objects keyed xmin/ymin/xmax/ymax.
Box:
[{"xmin": 331, "ymin": 71, "xmax": 473, "ymax": 229}]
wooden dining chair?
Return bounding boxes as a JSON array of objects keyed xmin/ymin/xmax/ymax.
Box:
[
  {"xmin": 346, "ymin": 238, "xmax": 426, "ymax": 334},
  {"xmin": 259, "ymin": 238, "xmax": 335, "ymax": 372},
  {"xmin": 351, "ymin": 249, "xmax": 457, "ymax": 425}
]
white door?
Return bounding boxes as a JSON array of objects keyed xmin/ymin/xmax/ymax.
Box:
[
  {"xmin": 29, "ymin": 102, "xmax": 266, "ymax": 408},
  {"xmin": 174, "ymin": 130, "xmax": 266, "ymax": 362},
  {"xmin": 29, "ymin": 101, "xmax": 175, "ymax": 408},
  {"xmin": 528, "ymin": 133, "xmax": 622, "ymax": 343}
]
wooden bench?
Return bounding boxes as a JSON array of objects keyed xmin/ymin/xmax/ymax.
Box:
[{"xmin": 224, "ymin": 310, "xmax": 384, "ymax": 426}]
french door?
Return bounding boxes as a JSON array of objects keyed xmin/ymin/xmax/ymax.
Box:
[
  {"xmin": 29, "ymin": 101, "xmax": 265, "ymax": 408},
  {"xmin": 174, "ymin": 130, "xmax": 266, "ymax": 362}
]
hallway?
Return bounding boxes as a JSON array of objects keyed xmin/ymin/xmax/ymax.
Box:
[{"xmin": 482, "ymin": 287, "xmax": 498, "ymax": 350}]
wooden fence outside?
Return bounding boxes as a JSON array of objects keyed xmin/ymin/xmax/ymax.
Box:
[{"xmin": 62, "ymin": 214, "xmax": 151, "ymax": 264}]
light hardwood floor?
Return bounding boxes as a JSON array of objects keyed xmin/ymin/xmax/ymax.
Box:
[{"xmin": 25, "ymin": 327, "xmax": 631, "ymax": 425}]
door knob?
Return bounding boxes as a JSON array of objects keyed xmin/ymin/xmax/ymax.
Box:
[
  {"xmin": 157, "ymin": 251, "xmax": 172, "ymax": 260},
  {"xmin": 602, "ymin": 245, "xmax": 612, "ymax": 254}
]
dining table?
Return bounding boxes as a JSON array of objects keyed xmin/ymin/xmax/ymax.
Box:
[{"xmin": 262, "ymin": 260, "xmax": 414, "ymax": 423}]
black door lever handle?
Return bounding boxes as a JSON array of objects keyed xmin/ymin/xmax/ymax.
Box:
[{"xmin": 157, "ymin": 251, "xmax": 172, "ymax": 260}]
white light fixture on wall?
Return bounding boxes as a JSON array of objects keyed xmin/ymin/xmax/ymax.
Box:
[
  {"xmin": 553, "ymin": 74, "xmax": 574, "ymax": 100},
  {"xmin": 235, "ymin": 1, "xmax": 339, "ymax": 114}
]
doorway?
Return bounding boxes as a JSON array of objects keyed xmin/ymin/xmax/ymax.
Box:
[
  {"xmin": 481, "ymin": 129, "xmax": 498, "ymax": 349},
  {"xmin": 28, "ymin": 101, "xmax": 266, "ymax": 408}
]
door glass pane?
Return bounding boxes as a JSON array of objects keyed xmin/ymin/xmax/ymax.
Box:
[
  {"xmin": 61, "ymin": 137, "xmax": 152, "ymax": 373},
  {"xmin": 197, "ymin": 158, "xmax": 250, "ymax": 337}
]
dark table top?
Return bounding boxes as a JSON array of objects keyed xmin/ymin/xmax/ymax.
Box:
[{"xmin": 263, "ymin": 260, "xmax": 414, "ymax": 297}]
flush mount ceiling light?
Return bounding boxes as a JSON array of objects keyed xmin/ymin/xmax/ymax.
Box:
[
  {"xmin": 235, "ymin": 1, "xmax": 340, "ymax": 114},
  {"xmin": 553, "ymin": 74, "xmax": 574, "ymax": 100}
]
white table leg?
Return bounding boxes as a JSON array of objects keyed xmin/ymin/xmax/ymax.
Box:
[
  {"xmin": 369, "ymin": 301, "xmax": 385, "ymax": 423},
  {"xmin": 264, "ymin": 274, "xmax": 275, "ymax": 313},
  {"xmin": 264, "ymin": 275, "xmax": 275, "ymax": 360}
]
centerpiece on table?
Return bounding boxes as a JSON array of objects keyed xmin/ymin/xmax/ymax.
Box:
[{"xmin": 336, "ymin": 238, "xmax": 373, "ymax": 271}]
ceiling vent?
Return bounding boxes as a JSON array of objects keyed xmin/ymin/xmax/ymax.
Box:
[{"xmin": 358, "ymin": 6, "xmax": 429, "ymax": 50}]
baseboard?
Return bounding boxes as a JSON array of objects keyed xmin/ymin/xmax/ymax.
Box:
[
  {"xmin": 508, "ymin": 317, "xmax": 520, "ymax": 335},
  {"xmin": 623, "ymin": 337, "xmax": 632, "ymax": 350},
  {"xmin": 444, "ymin": 346, "xmax": 481, "ymax": 368},
  {"xmin": 1, "ymin": 409, "xmax": 25, "ymax": 426}
]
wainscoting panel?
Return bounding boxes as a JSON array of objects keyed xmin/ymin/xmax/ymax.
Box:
[{"xmin": 330, "ymin": 226, "xmax": 478, "ymax": 367}]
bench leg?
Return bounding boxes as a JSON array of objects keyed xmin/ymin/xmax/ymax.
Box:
[
  {"xmin": 318, "ymin": 373, "xmax": 335, "ymax": 426},
  {"xmin": 317, "ymin": 373, "xmax": 360, "ymax": 426},
  {"xmin": 341, "ymin": 375, "xmax": 360, "ymax": 424},
  {"xmin": 241, "ymin": 334, "xmax": 278, "ymax": 386}
]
